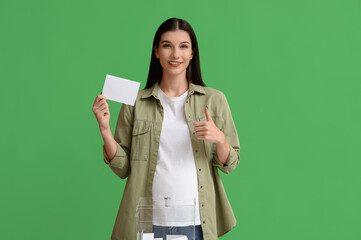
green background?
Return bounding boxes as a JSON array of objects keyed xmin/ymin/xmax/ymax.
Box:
[{"xmin": 1, "ymin": 0, "xmax": 360, "ymax": 239}]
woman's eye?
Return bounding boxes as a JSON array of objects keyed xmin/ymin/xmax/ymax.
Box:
[
  {"xmin": 163, "ymin": 44, "xmax": 170, "ymax": 47},
  {"xmin": 181, "ymin": 45, "xmax": 188, "ymax": 48}
]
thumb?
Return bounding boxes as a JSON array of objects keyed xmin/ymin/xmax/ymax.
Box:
[{"xmin": 205, "ymin": 106, "xmax": 213, "ymax": 122}]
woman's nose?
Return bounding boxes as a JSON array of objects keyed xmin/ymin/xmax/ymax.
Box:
[{"xmin": 171, "ymin": 48, "xmax": 180, "ymax": 59}]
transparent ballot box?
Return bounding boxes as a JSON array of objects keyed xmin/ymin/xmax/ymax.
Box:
[{"xmin": 136, "ymin": 197, "xmax": 196, "ymax": 240}]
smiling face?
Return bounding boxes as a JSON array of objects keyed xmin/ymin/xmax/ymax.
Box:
[{"xmin": 154, "ymin": 30, "xmax": 194, "ymax": 78}]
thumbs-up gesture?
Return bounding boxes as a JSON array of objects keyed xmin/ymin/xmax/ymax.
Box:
[{"xmin": 193, "ymin": 107, "xmax": 225, "ymax": 144}]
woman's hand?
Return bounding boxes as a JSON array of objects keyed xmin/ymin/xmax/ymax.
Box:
[
  {"xmin": 194, "ymin": 107, "xmax": 230, "ymax": 165},
  {"xmin": 193, "ymin": 107, "xmax": 225, "ymax": 144},
  {"xmin": 92, "ymin": 94, "xmax": 111, "ymax": 132}
]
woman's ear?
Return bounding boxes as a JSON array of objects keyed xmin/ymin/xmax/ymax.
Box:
[{"xmin": 154, "ymin": 46, "xmax": 159, "ymax": 58}]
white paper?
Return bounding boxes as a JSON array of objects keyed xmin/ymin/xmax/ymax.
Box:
[
  {"xmin": 154, "ymin": 238, "xmax": 163, "ymax": 240},
  {"xmin": 102, "ymin": 74, "xmax": 140, "ymax": 106},
  {"xmin": 166, "ymin": 235, "xmax": 188, "ymax": 240},
  {"xmin": 142, "ymin": 233, "xmax": 154, "ymax": 240}
]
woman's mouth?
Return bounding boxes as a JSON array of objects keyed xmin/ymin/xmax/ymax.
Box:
[{"xmin": 169, "ymin": 61, "xmax": 182, "ymax": 67}]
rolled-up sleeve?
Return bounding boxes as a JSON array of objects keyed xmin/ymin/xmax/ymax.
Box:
[
  {"xmin": 102, "ymin": 103, "xmax": 133, "ymax": 179},
  {"xmin": 213, "ymin": 93, "xmax": 240, "ymax": 174}
]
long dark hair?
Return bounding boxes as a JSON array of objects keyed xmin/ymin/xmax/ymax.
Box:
[{"xmin": 145, "ymin": 18, "xmax": 205, "ymax": 89}]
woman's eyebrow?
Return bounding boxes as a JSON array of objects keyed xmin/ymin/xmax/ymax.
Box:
[{"xmin": 160, "ymin": 40, "xmax": 191, "ymax": 44}]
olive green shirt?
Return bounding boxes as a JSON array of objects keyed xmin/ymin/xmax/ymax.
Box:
[{"xmin": 103, "ymin": 81, "xmax": 240, "ymax": 240}]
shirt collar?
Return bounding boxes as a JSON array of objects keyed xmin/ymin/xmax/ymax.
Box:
[{"xmin": 141, "ymin": 81, "xmax": 206, "ymax": 99}]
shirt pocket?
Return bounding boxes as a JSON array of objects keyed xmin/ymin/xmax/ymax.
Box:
[{"xmin": 131, "ymin": 120, "xmax": 152, "ymax": 161}]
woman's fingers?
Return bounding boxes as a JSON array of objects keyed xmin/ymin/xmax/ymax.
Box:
[
  {"xmin": 194, "ymin": 121, "xmax": 208, "ymax": 128},
  {"xmin": 194, "ymin": 129, "xmax": 209, "ymax": 137},
  {"xmin": 93, "ymin": 96, "xmax": 108, "ymax": 117},
  {"xmin": 93, "ymin": 97, "xmax": 108, "ymax": 112},
  {"xmin": 97, "ymin": 106, "xmax": 108, "ymax": 114},
  {"xmin": 98, "ymin": 108, "xmax": 109, "ymax": 118},
  {"xmin": 194, "ymin": 126, "xmax": 208, "ymax": 131},
  {"xmin": 93, "ymin": 95, "xmax": 107, "ymax": 107},
  {"xmin": 93, "ymin": 101, "xmax": 107, "ymax": 112},
  {"xmin": 194, "ymin": 120, "xmax": 221, "ymax": 143},
  {"xmin": 193, "ymin": 121, "xmax": 206, "ymax": 127},
  {"xmin": 194, "ymin": 126, "xmax": 209, "ymax": 140},
  {"xmin": 92, "ymin": 94, "xmax": 111, "ymax": 132},
  {"xmin": 94, "ymin": 94, "xmax": 105, "ymax": 103}
]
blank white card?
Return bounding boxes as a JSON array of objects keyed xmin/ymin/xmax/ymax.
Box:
[{"xmin": 102, "ymin": 74, "xmax": 140, "ymax": 106}]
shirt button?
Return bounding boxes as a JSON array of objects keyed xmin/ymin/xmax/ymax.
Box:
[
  {"xmin": 188, "ymin": 115, "xmax": 191, "ymax": 118},
  {"xmin": 193, "ymin": 132, "xmax": 195, "ymax": 135},
  {"xmin": 200, "ymin": 185, "xmax": 203, "ymax": 189},
  {"xmin": 202, "ymin": 204, "xmax": 204, "ymax": 207},
  {"xmin": 199, "ymin": 168, "xmax": 201, "ymax": 171},
  {"xmin": 203, "ymin": 221, "xmax": 206, "ymax": 224},
  {"xmin": 195, "ymin": 149, "xmax": 198, "ymax": 153}
]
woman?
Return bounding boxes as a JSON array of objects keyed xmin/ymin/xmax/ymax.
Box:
[{"xmin": 92, "ymin": 18, "xmax": 240, "ymax": 240}]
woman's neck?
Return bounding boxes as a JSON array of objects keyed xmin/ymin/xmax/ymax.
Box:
[{"xmin": 159, "ymin": 73, "xmax": 189, "ymax": 97}]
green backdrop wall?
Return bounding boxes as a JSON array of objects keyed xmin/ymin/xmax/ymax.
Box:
[{"xmin": 1, "ymin": 0, "xmax": 360, "ymax": 239}]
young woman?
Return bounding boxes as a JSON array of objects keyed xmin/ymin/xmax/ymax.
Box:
[{"xmin": 92, "ymin": 18, "xmax": 240, "ymax": 240}]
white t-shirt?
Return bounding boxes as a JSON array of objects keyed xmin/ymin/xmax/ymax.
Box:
[{"xmin": 152, "ymin": 86, "xmax": 201, "ymax": 226}]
